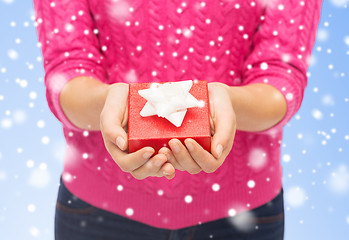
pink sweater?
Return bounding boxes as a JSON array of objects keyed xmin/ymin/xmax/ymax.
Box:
[{"xmin": 34, "ymin": 0, "xmax": 322, "ymax": 229}]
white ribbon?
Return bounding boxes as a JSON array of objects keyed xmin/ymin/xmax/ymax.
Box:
[{"xmin": 138, "ymin": 80, "xmax": 203, "ymax": 127}]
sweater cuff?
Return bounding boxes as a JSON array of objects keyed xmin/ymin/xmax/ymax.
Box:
[
  {"xmin": 242, "ymin": 74, "xmax": 304, "ymax": 135},
  {"xmin": 45, "ymin": 67, "xmax": 106, "ymax": 132}
]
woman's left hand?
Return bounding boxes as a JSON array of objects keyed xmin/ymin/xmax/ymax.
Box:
[{"xmin": 159, "ymin": 82, "xmax": 237, "ymax": 175}]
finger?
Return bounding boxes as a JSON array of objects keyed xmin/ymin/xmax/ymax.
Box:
[
  {"xmin": 158, "ymin": 147, "xmax": 185, "ymax": 171},
  {"xmin": 156, "ymin": 162, "xmax": 176, "ymax": 178},
  {"xmin": 184, "ymin": 138, "xmax": 221, "ymax": 173},
  {"xmin": 209, "ymin": 100, "xmax": 236, "ymax": 159},
  {"xmin": 100, "ymin": 84, "xmax": 129, "ymax": 151},
  {"xmin": 164, "ymin": 172, "xmax": 176, "ymax": 180},
  {"xmin": 168, "ymin": 139, "xmax": 202, "ymax": 174},
  {"xmin": 100, "ymin": 112, "xmax": 128, "ymax": 152},
  {"xmin": 105, "ymin": 142, "xmax": 155, "ymax": 172},
  {"xmin": 131, "ymin": 153, "xmax": 168, "ymax": 180},
  {"xmin": 210, "ymin": 112, "xmax": 215, "ymax": 137},
  {"xmin": 211, "ymin": 117, "xmax": 236, "ymax": 160}
]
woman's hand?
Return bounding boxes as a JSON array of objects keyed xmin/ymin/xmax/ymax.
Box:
[
  {"xmin": 100, "ymin": 83, "xmax": 176, "ymax": 180},
  {"xmin": 159, "ymin": 82, "xmax": 237, "ymax": 174}
]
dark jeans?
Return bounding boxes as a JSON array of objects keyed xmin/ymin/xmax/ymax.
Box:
[{"xmin": 55, "ymin": 176, "xmax": 284, "ymax": 240}]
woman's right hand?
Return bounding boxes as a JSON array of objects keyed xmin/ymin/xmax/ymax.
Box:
[{"xmin": 100, "ymin": 83, "xmax": 175, "ymax": 180}]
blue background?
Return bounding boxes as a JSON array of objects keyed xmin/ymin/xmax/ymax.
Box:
[{"xmin": 0, "ymin": 0, "xmax": 348, "ymax": 239}]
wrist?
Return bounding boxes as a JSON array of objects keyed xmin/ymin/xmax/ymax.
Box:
[
  {"xmin": 99, "ymin": 81, "xmax": 113, "ymax": 106},
  {"xmin": 59, "ymin": 76, "xmax": 115, "ymax": 131},
  {"xmin": 102, "ymin": 82, "xmax": 129, "ymax": 106},
  {"xmin": 209, "ymin": 82, "xmax": 240, "ymax": 114}
]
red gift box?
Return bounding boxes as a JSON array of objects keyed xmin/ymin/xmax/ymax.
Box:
[{"xmin": 128, "ymin": 80, "xmax": 211, "ymax": 153}]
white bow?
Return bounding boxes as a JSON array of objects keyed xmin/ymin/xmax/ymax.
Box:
[{"xmin": 138, "ymin": 80, "xmax": 203, "ymax": 127}]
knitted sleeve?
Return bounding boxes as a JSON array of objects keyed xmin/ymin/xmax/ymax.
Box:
[
  {"xmin": 242, "ymin": 0, "xmax": 323, "ymax": 134},
  {"xmin": 33, "ymin": 0, "xmax": 107, "ymax": 131}
]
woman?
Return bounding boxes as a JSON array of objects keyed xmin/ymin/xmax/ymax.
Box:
[{"xmin": 34, "ymin": 0, "xmax": 322, "ymax": 239}]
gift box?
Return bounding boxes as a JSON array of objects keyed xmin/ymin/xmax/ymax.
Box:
[{"xmin": 128, "ymin": 80, "xmax": 211, "ymax": 153}]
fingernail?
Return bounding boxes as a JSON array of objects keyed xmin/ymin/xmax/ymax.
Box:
[
  {"xmin": 163, "ymin": 171, "xmax": 170, "ymax": 176},
  {"xmin": 186, "ymin": 142, "xmax": 194, "ymax": 152},
  {"xmin": 143, "ymin": 151, "xmax": 153, "ymax": 159},
  {"xmin": 216, "ymin": 144, "xmax": 223, "ymax": 159},
  {"xmin": 116, "ymin": 136, "xmax": 125, "ymax": 150},
  {"xmin": 172, "ymin": 143, "xmax": 180, "ymax": 153}
]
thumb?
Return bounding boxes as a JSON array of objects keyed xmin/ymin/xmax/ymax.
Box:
[
  {"xmin": 211, "ymin": 110, "xmax": 236, "ymax": 159},
  {"xmin": 115, "ymin": 127, "xmax": 128, "ymax": 151},
  {"xmin": 100, "ymin": 84, "xmax": 129, "ymax": 151},
  {"xmin": 100, "ymin": 107, "xmax": 128, "ymax": 151},
  {"xmin": 209, "ymin": 91, "xmax": 236, "ymax": 159}
]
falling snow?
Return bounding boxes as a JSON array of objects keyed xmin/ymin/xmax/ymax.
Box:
[
  {"xmin": 7, "ymin": 49, "xmax": 18, "ymax": 60},
  {"xmin": 312, "ymin": 109, "xmax": 324, "ymax": 120},
  {"xmin": 285, "ymin": 187, "xmax": 307, "ymax": 207},
  {"xmin": 184, "ymin": 195, "xmax": 193, "ymax": 203},
  {"xmin": 27, "ymin": 204, "xmax": 36, "ymax": 213},
  {"xmin": 330, "ymin": 0, "xmax": 349, "ymax": 7},
  {"xmin": 126, "ymin": 208, "xmax": 134, "ymax": 216},
  {"xmin": 247, "ymin": 180, "xmax": 256, "ymax": 188},
  {"xmin": 282, "ymin": 154, "xmax": 291, "ymax": 163},
  {"xmin": 248, "ymin": 148, "xmax": 267, "ymax": 170},
  {"xmin": 229, "ymin": 210, "xmax": 256, "ymax": 232},
  {"xmin": 328, "ymin": 165, "xmax": 349, "ymax": 194},
  {"xmin": 28, "ymin": 168, "xmax": 51, "ymax": 188},
  {"xmin": 212, "ymin": 183, "xmax": 220, "ymax": 192}
]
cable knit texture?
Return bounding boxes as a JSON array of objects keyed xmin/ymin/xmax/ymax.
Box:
[{"xmin": 34, "ymin": 0, "xmax": 322, "ymax": 229}]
